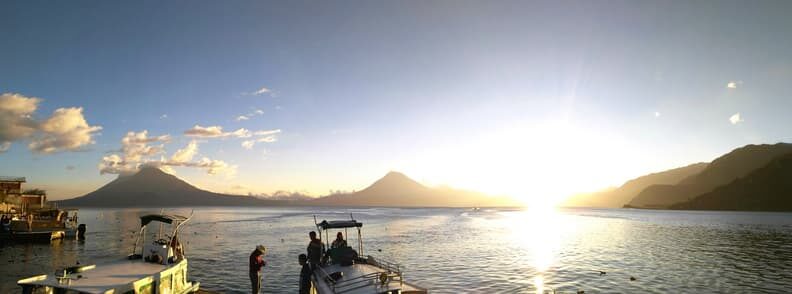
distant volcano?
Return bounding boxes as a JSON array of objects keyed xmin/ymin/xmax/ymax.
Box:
[
  {"xmin": 57, "ymin": 167, "xmax": 281, "ymax": 207},
  {"xmin": 311, "ymin": 171, "xmax": 517, "ymax": 207}
]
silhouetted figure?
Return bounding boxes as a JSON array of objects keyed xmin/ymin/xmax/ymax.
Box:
[
  {"xmin": 298, "ymin": 254, "xmax": 311, "ymax": 294},
  {"xmin": 331, "ymin": 232, "xmax": 348, "ymax": 249},
  {"xmin": 306, "ymin": 231, "xmax": 325, "ymax": 270},
  {"xmin": 249, "ymin": 245, "xmax": 267, "ymax": 294}
]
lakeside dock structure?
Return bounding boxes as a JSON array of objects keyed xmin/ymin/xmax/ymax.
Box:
[{"xmin": 1, "ymin": 175, "xmax": 83, "ymax": 242}]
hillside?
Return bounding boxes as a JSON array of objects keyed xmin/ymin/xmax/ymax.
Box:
[
  {"xmin": 311, "ymin": 171, "xmax": 518, "ymax": 207},
  {"xmin": 562, "ymin": 163, "xmax": 708, "ymax": 208},
  {"xmin": 626, "ymin": 143, "xmax": 792, "ymax": 208},
  {"xmin": 671, "ymin": 153, "xmax": 792, "ymax": 211},
  {"xmin": 57, "ymin": 167, "xmax": 284, "ymax": 207}
]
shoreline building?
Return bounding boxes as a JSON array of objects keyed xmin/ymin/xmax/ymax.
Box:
[{"xmin": 1, "ymin": 176, "xmax": 47, "ymax": 213}]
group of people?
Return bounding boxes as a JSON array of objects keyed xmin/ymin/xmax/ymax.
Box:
[{"xmin": 248, "ymin": 231, "xmax": 349, "ymax": 294}]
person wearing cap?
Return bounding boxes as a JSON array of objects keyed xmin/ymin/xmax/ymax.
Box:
[{"xmin": 249, "ymin": 245, "xmax": 267, "ymax": 294}]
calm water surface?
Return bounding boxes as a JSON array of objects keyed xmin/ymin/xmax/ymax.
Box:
[{"xmin": 2, "ymin": 207, "xmax": 792, "ymax": 293}]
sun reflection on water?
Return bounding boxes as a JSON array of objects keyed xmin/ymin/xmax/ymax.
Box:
[{"xmin": 500, "ymin": 205, "xmax": 575, "ymax": 293}]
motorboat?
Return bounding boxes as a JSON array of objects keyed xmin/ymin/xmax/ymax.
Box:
[
  {"xmin": 18, "ymin": 211, "xmax": 200, "ymax": 294},
  {"xmin": 6, "ymin": 208, "xmax": 82, "ymax": 242},
  {"xmin": 309, "ymin": 215, "xmax": 427, "ymax": 294}
]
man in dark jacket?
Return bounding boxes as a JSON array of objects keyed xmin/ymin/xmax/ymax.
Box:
[
  {"xmin": 298, "ymin": 254, "xmax": 312, "ymax": 294},
  {"xmin": 306, "ymin": 231, "xmax": 325, "ymax": 270},
  {"xmin": 249, "ymin": 245, "xmax": 267, "ymax": 294}
]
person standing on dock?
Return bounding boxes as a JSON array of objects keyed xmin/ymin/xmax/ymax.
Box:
[
  {"xmin": 307, "ymin": 231, "xmax": 325, "ymax": 270},
  {"xmin": 249, "ymin": 245, "xmax": 267, "ymax": 294}
]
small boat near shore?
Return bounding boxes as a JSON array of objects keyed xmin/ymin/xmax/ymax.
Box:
[
  {"xmin": 310, "ymin": 216, "xmax": 427, "ymax": 294},
  {"xmin": 2, "ymin": 208, "xmax": 83, "ymax": 242},
  {"xmin": 18, "ymin": 211, "xmax": 200, "ymax": 294}
]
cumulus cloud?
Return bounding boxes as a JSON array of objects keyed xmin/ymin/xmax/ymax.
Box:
[
  {"xmin": 236, "ymin": 115, "xmax": 249, "ymax": 121},
  {"xmin": 98, "ymin": 133, "xmax": 237, "ymax": 177},
  {"xmin": 0, "ymin": 93, "xmax": 102, "ymax": 154},
  {"xmin": 120, "ymin": 131, "xmax": 170, "ymax": 162},
  {"xmin": 729, "ymin": 113, "xmax": 744, "ymax": 125},
  {"xmin": 171, "ymin": 140, "xmax": 198, "ymax": 163}
]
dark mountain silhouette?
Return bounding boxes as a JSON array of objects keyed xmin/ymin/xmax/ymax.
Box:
[
  {"xmin": 562, "ymin": 163, "xmax": 708, "ymax": 208},
  {"xmin": 311, "ymin": 171, "xmax": 517, "ymax": 207},
  {"xmin": 671, "ymin": 153, "xmax": 792, "ymax": 211},
  {"xmin": 627, "ymin": 143, "xmax": 792, "ymax": 208},
  {"xmin": 57, "ymin": 167, "xmax": 284, "ymax": 207}
]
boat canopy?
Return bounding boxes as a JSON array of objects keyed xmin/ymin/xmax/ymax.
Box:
[
  {"xmin": 317, "ymin": 220, "xmax": 363, "ymax": 229},
  {"xmin": 140, "ymin": 214, "xmax": 189, "ymax": 227}
]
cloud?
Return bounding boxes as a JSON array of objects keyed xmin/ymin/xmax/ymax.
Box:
[
  {"xmin": 120, "ymin": 130, "xmax": 170, "ymax": 162},
  {"xmin": 253, "ymin": 87, "xmax": 271, "ymax": 95},
  {"xmin": 99, "ymin": 133, "xmax": 237, "ymax": 177},
  {"xmin": 65, "ymin": 165, "xmax": 76, "ymax": 171},
  {"xmin": 29, "ymin": 107, "xmax": 103, "ymax": 154},
  {"xmin": 726, "ymin": 80, "xmax": 742, "ymax": 89},
  {"xmin": 241, "ymin": 140, "xmax": 255, "ymax": 150},
  {"xmin": 729, "ymin": 113, "xmax": 744, "ymax": 125},
  {"xmin": 184, "ymin": 125, "xmax": 252, "ymax": 138},
  {"xmin": 160, "ymin": 114, "xmax": 168, "ymax": 119},
  {"xmin": 254, "ymin": 129, "xmax": 281, "ymax": 136},
  {"xmin": 0, "ymin": 93, "xmax": 102, "ymax": 154},
  {"xmin": 654, "ymin": 111, "xmax": 661, "ymax": 118},
  {"xmin": 171, "ymin": 140, "xmax": 198, "ymax": 163},
  {"xmin": 184, "ymin": 125, "xmax": 280, "ymax": 150},
  {"xmin": 235, "ymin": 109, "xmax": 264, "ymax": 121}
]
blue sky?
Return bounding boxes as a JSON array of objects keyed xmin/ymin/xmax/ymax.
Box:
[{"xmin": 2, "ymin": 1, "xmax": 791, "ymax": 201}]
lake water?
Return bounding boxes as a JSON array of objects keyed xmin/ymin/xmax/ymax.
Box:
[{"xmin": 2, "ymin": 207, "xmax": 792, "ymax": 293}]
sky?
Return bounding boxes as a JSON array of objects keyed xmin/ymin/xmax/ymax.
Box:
[{"xmin": 1, "ymin": 1, "xmax": 792, "ymax": 203}]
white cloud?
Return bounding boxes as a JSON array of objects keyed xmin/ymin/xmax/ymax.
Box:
[
  {"xmin": 0, "ymin": 93, "xmax": 102, "ymax": 154},
  {"xmin": 254, "ymin": 109, "xmax": 264, "ymax": 115},
  {"xmin": 654, "ymin": 111, "xmax": 661, "ymax": 118},
  {"xmin": 241, "ymin": 140, "xmax": 255, "ymax": 150},
  {"xmin": 171, "ymin": 140, "xmax": 198, "ymax": 163},
  {"xmin": 184, "ymin": 125, "xmax": 252, "ymax": 138},
  {"xmin": 120, "ymin": 130, "xmax": 170, "ymax": 162},
  {"xmin": 99, "ymin": 133, "xmax": 236, "ymax": 177},
  {"xmin": 236, "ymin": 115, "xmax": 249, "ymax": 121},
  {"xmin": 726, "ymin": 80, "xmax": 742, "ymax": 89},
  {"xmin": 160, "ymin": 114, "xmax": 168, "ymax": 119},
  {"xmin": 253, "ymin": 87, "xmax": 271, "ymax": 95},
  {"xmin": 729, "ymin": 113, "xmax": 744, "ymax": 125},
  {"xmin": 253, "ymin": 129, "xmax": 281, "ymax": 136}
]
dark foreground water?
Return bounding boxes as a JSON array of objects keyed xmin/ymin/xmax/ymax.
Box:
[{"xmin": 2, "ymin": 207, "xmax": 792, "ymax": 293}]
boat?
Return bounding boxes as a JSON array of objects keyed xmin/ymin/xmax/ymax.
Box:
[
  {"xmin": 6, "ymin": 208, "xmax": 82, "ymax": 241},
  {"xmin": 18, "ymin": 211, "xmax": 200, "ymax": 294},
  {"xmin": 309, "ymin": 215, "xmax": 428, "ymax": 294}
]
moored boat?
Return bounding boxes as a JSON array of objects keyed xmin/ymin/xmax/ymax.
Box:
[
  {"xmin": 18, "ymin": 211, "xmax": 200, "ymax": 294},
  {"xmin": 309, "ymin": 216, "xmax": 427, "ymax": 294}
]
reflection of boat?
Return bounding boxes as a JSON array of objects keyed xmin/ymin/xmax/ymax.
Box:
[
  {"xmin": 310, "ymin": 215, "xmax": 427, "ymax": 294},
  {"xmin": 18, "ymin": 211, "xmax": 200, "ymax": 294}
]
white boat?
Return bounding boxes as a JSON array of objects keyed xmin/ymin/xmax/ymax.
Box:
[
  {"xmin": 18, "ymin": 212, "xmax": 200, "ymax": 294},
  {"xmin": 310, "ymin": 216, "xmax": 428, "ymax": 294}
]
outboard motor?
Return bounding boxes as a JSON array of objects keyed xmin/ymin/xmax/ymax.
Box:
[{"xmin": 77, "ymin": 224, "xmax": 86, "ymax": 240}]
